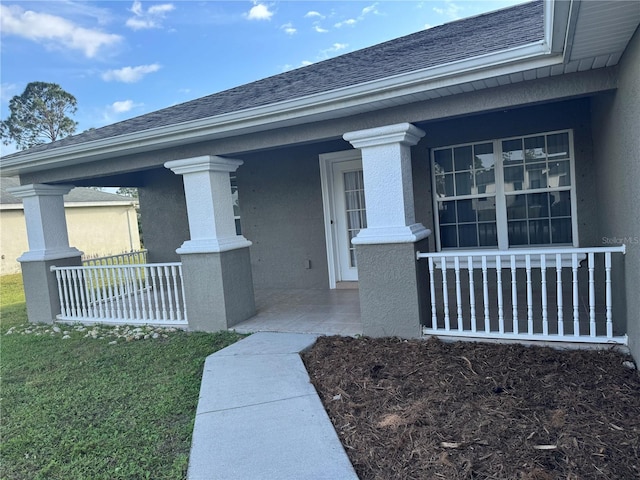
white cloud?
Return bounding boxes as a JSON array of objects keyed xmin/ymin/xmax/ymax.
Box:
[
  {"xmin": 305, "ymin": 11, "xmax": 325, "ymax": 19},
  {"xmin": 102, "ymin": 64, "xmax": 161, "ymax": 83},
  {"xmin": 334, "ymin": 2, "xmax": 379, "ymax": 28},
  {"xmin": 111, "ymin": 100, "xmax": 137, "ymax": 113},
  {"xmin": 433, "ymin": 0, "xmax": 463, "ymax": 20},
  {"xmin": 246, "ymin": 3, "xmax": 273, "ymax": 21},
  {"xmin": 281, "ymin": 22, "xmax": 296, "ymax": 35},
  {"xmin": 126, "ymin": 0, "xmax": 175, "ymax": 30},
  {"xmin": 0, "ymin": 4, "xmax": 121, "ymax": 58},
  {"xmin": 319, "ymin": 43, "xmax": 348, "ymax": 58},
  {"xmin": 334, "ymin": 18, "xmax": 356, "ymax": 28},
  {"xmin": 314, "ymin": 25, "xmax": 328, "ymax": 33},
  {"xmin": 361, "ymin": 4, "xmax": 379, "ymax": 16}
]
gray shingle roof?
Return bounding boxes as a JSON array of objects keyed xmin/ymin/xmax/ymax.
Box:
[
  {"xmin": 3, "ymin": 1, "xmax": 542, "ymax": 159},
  {"xmin": 0, "ymin": 177, "xmax": 135, "ymax": 205}
]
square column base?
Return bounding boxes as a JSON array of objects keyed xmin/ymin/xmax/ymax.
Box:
[
  {"xmin": 180, "ymin": 247, "xmax": 256, "ymax": 332},
  {"xmin": 355, "ymin": 239, "xmax": 429, "ymax": 338},
  {"xmin": 20, "ymin": 255, "xmax": 83, "ymax": 324}
]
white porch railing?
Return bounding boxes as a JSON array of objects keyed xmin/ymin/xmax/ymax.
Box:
[
  {"xmin": 82, "ymin": 250, "xmax": 148, "ymax": 267},
  {"xmin": 417, "ymin": 246, "xmax": 627, "ymax": 345},
  {"xmin": 51, "ymin": 263, "xmax": 188, "ymax": 327}
]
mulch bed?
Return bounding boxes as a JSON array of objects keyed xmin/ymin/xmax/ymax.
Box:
[{"xmin": 302, "ymin": 336, "xmax": 640, "ymax": 479}]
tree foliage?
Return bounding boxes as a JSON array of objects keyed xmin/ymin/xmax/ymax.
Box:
[
  {"xmin": 116, "ymin": 187, "xmax": 139, "ymax": 198},
  {"xmin": 0, "ymin": 82, "xmax": 78, "ymax": 150}
]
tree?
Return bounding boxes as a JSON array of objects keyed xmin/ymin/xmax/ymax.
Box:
[
  {"xmin": 116, "ymin": 187, "xmax": 139, "ymax": 199},
  {"xmin": 0, "ymin": 82, "xmax": 78, "ymax": 150}
]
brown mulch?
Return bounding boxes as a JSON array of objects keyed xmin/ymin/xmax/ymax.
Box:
[{"xmin": 302, "ymin": 336, "xmax": 640, "ymax": 480}]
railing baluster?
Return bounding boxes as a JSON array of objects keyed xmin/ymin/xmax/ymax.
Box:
[
  {"xmin": 71, "ymin": 269, "xmax": 81, "ymax": 318},
  {"xmin": 114, "ymin": 267, "xmax": 125, "ymax": 320},
  {"xmin": 468, "ymin": 256, "xmax": 476, "ymax": 333},
  {"xmin": 150, "ymin": 266, "xmax": 161, "ymax": 319},
  {"xmin": 129, "ymin": 266, "xmax": 142, "ymax": 321},
  {"xmin": 572, "ymin": 253, "xmax": 580, "ymax": 336},
  {"xmin": 171, "ymin": 265, "xmax": 181, "ymax": 321},
  {"xmin": 62, "ymin": 270, "xmax": 72, "ymax": 318},
  {"xmin": 588, "ymin": 252, "xmax": 596, "ymax": 337},
  {"xmin": 526, "ymin": 255, "xmax": 533, "ymax": 335},
  {"xmin": 496, "ymin": 255, "xmax": 504, "ymax": 334},
  {"xmin": 481, "ymin": 256, "xmax": 490, "ymax": 333},
  {"xmin": 54, "ymin": 270, "xmax": 67, "ymax": 318},
  {"xmin": 179, "ymin": 264, "xmax": 187, "ymax": 321},
  {"xmin": 165, "ymin": 266, "xmax": 175, "ymax": 321},
  {"xmin": 556, "ymin": 253, "xmax": 564, "ymax": 337},
  {"xmin": 441, "ymin": 258, "xmax": 450, "ymax": 332},
  {"xmin": 454, "ymin": 257, "xmax": 463, "ymax": 331},
  {"xmin": 142, "ymin": 266, "xmax": 152, "ymax": 321},
  {"xmin": 605, "ymin": 252, "xmax": 613, "ymax": 338},
  {"xmin": 428, "ymin": 258, "xmax": 437, "ymax": 330},
  {"xmin": 540, "ymin": 254, "xmax": 548, "ymax": 336},
  {"xmin": 158, "ymin": 267, "xmax": 168, "ymax": 320},
  {"xmin": 510, "ymin": 255, "xmax": 518, "ymax": 334}
]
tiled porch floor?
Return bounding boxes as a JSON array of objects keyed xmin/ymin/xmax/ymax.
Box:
[{"xmin": 231, "ymin": 288, "xmax": 363, "ymax": 336}]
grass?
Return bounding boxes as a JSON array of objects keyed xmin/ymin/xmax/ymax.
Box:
[{"xmin": 0, "ymin": 273, "xmax": 244, "ymax": 479}]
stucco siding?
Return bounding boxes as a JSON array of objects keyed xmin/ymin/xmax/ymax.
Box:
[
  {"xmin": 239, "ymin": 144, "xmax": 339, "ymax": 289},
  {"xmin": 1, "ymin": 204, "xmax": 140, "ymax": 275},
  {"xmin": 591, "ymin": 26, "xmax": 640, "ymax": 360},
  {"xmin": 138, "ymin": 168, "xmax": 189, "ymax": 264}
]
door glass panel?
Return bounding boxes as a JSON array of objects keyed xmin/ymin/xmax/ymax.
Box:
[{"xmin": 344, "ymin": 170, "xmax": 366, "ymax": 268}]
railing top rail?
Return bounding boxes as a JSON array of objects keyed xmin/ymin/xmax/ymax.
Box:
[
  {"xmin": 51, "ymin": 262, "xmax": 182, "ymax": 272},
  {"xmin": 82, "ymin": 249, "xmax": 148, "ymax": 262},
  {"xmin": 417, "ymin": 245, "xmax": 626, "ymax": 260}
]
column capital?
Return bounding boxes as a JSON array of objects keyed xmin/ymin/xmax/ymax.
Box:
[
  {"xmin": 8, "ymin": 183, "xmax": 74, "ymax": 198},
  {"xmin": 343, "ymin": 123, "xmax": 425, "ymax": 149},
  {"xmin": 164, "ymin": 155, "xmax": 243, "ymax": 175},
  {"xmin": 9, "ymin": 183, "xmax": 82, "ymax": 262}
]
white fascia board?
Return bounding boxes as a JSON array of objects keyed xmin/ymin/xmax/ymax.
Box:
[
  {"xmin": 1, "ymin": 41, "xmax": 560, "ymax": 175},
  {"xmin": 0, "ymin": 204, "xmax": 23, "ymax": 211}
]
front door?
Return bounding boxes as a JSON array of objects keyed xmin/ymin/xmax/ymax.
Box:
[{"xmin": 320, "ymin": 151, "xmax": 366, "ymax": 286}]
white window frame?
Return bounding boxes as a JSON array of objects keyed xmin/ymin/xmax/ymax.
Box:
[{"xmin": 431, "ymin": 129, "xmax": 579, "ymax": 252}]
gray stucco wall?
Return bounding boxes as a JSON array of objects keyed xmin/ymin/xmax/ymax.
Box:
[
  {"xmin": 591, "ymin": 27, "xmax": 640, "ymax": 361},
  {"xmin": 239, "ymin": 142, "xmax": 347, "ymax": 289},
  {"xmin": 138, "ymin": 168, "xmax": 189, "ymax": 263}
]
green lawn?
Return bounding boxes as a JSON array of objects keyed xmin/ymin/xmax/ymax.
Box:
[{"xmin": 0, "ymin": 274, "xmax": 244, "ymax": 479}]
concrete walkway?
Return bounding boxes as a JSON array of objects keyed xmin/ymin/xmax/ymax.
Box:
[{"xmin": 187, "ymin": 332, "xmax": 359, "ymax": 480}]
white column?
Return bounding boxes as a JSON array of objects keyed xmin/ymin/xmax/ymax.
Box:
[
  {"xmin": 7, "ymin": 184, "xmax": 83, "ymax": 262},
  {"xmin": 165, "ymin": 155, "xmax": 251, "ymax": 254},
  {"xmin": 343, "ymin": 122, "xmax": 431, "ymax": 244}
]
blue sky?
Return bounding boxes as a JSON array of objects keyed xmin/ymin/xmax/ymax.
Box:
[{"xmin": 1, "ymin": 0, "xmax": 526, "ymax": 154}]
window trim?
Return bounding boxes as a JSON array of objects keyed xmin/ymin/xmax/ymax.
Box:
[{"xmin": 431, "ymin": 129, "xmax": 579, "ymax": 252}]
